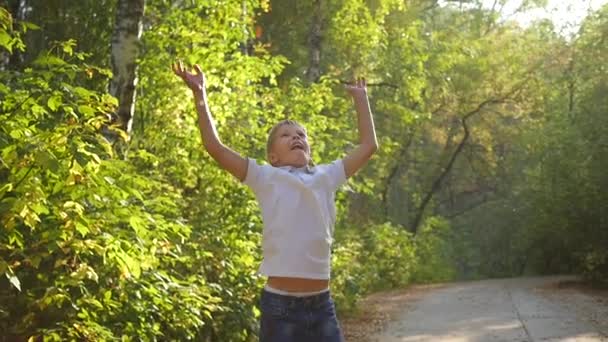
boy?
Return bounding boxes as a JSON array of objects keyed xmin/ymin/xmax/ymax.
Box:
[{"xmin": 172, "ymin": 61, "xmax": 377, "ymax": 342}]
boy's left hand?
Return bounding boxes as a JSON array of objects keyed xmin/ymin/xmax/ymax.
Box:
[
  {"xmin": 345, "ymin": 78, "xmax": 368, "ymax": 99},
  {"xmin": 342, "ymin": 76, "xmax": 377, "ymax": 178}
]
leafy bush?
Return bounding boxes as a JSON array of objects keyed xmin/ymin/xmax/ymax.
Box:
[
  {"xmin": 332, "ymin": 220, "xmax": 455, "ymax": 313},
  {"xmin": 0, "ymin": 35, "xmax": 256, "ymax": 341},
  {"xmin": 331, "ymin": 231, "xmax": 367, "ymax": 312},
  {"xmin": 581, "ymin": 250, "xmax": 608, "ymax": 287},
  {"xmin": 411, "ymin": 217, "xmax": 455, "ymax": 283}
]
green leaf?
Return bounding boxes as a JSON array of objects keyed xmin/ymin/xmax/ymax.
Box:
[
  {"xmin": 0, "ymin": 83, "xmax": 9, "ymax": 94},
  {"xmin": 33, "ymin": 54, "xmax": 67, "ymax": 67},
  {"xmin": 52, "ymin": 180, "xmax": 64, "ymax": 195},
  {"xmin": 0, "ymin": 183, "xmax": 12, "ymax": 198},
  {"xmin": 28, "ymin": 255, "xmax": 42, "ymax": 269},
  {"xmin": 127, "ymin": 258, "xmax": 141, "ymax": 279},
  {"xmin": 75, "ymin": 221, "xmax": 89, "ymax": 237},
  {"xmin": 102, "ymin": 93, "xmax": 119, "ymax": 106},
  {"xmin": 77, "ymin": 148, "xmax": 101, "ymax": 165},
  {"xmin": 117, "ymin": 253, "xmax": 141, "ymax": 279},
  {"xmin": 77, "ymin": 105, "xmax": 95, "ymax": 117},
  {"xmin": 0, "ymin": 8, "xmax": 12, "ymax": 29},
  {"xmin": 128, "ymin": 187, "xmax": 144, "ymax": 202},
  {"xmin": 30, "ymin": 202, "xmax": 49, "ymax": 215},
  {"xmin": 5, "ymin": 271, "xmax": 21, "ymax": 291},
  {"xmin": 47, "ymin": 95, "xmax": 62, "ymax": 111},
  {"xmin": 22, "ymin": 22, "xmax": 40, "ymax": 30},
  {"xmin": 9, "ymin": 129, "xmax": 22, "ymax": 139},
  {"xmin": 8, "ymin": 231, "xmax": 24, "ymax": 248},
  {"xmin": 60, "ymin": 39, "xmax": 76, "ymax": 55},
  {"xmin": 63, "ymin": 199, "xmax": 83, "ymax": 213},
  {"xmin": 35, "ymin": 150, "xmax": 60, "ymax": 173},
  {"xmin": 23, "ymin": 211, "xmax": 40, "ymax": 229},
  {"xmin": 77, "ymin": 309, "xmax": 89, "ymax": 320},
  {"xmin": 87, "ymin": 298, "xmax": 103, "ymax": 309},
  {"xmin": 0, "ymin": 30, "xmax": 12, "ymax": 53},
  {"xmin": 129, "ymin": 216, "xmax": 148, "ymax": 237},
  {"xmin": 73, "ymin": 87, "xmax": 94, "ymax": 99}
]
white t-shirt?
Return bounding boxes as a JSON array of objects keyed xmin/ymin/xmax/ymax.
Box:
[{"xmin": 243, "ymin": 158, "xmax": 347, "ymax": 279}]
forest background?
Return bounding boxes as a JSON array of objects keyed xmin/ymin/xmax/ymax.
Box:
[{"xmin": 1, "ymin": 0, "xmax": 607, "ymax": 340}]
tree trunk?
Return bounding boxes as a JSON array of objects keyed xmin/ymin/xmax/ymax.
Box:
[
  {"xmin": 411, "ymin": 116, "xmax": 471, "ymax": 233},
  {"xmin": 410, "ymin": 95, "xmax": 517, "ymax": 233},
  {"xmin": 239, "ymin": 0, "xmax": 253, "ymax": 55},
  {"xmin": 305, "ymin": 0, "xmax": 322, "ymax": 83},
  {"xmin": 382, "ymin": 128, "xmax": 414, "ymax": 221},
  {"xmin": 2, "ymin": 0, "xmax": 26, "ymax": 70},
  {"xmin": 566, "ymin": 51, "xmax": 576, "ymax": 120},
  {"xmin": 109, "ymin": 0, "xmax": 145, "ymax": 137}
]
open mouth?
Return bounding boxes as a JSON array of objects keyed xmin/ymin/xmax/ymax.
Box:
[{"xmin": 291, "ymin": 142, "xmax": 305, "ymax": 151}]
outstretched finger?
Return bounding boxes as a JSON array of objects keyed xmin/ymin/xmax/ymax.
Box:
[
  {"xmin": 171, "ymin": 62, "xmax": 180, "ymax": 75},
  {"xmin": 194, "ymin": 64, "xmax": 204, "ymax": 78},
  {"xmin": 177, "ymin": 64, "xmax": 188, "ymax": 79}
]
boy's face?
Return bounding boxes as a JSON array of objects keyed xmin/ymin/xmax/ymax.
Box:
[{"xmin": 268, "ymin": 124, "xmax": 310, "ymax": 168}]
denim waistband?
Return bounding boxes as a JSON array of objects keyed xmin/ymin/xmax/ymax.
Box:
[{"xmin": 261, "ymin": 288, "xmax": 331, "ymax": 309}]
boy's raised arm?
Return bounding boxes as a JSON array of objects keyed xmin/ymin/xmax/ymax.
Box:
[
  {"xmin": 172, "ymin": 62, "xmax": 248, "ymax": 181},
  {"xmin": 342, "ymin": 78, "xmax": 379, "ymax": 178}
]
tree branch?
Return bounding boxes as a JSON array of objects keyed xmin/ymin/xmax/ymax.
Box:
[
  {"xmin": 382, "ymin": 128, "xmax": 415, "ymax": 220},
  {"xmin": 409, "ymin": 84, "xmax": 524, "ymax": 233},
  {"xmin": 339, "ymin": 80, "xmax": 399, "ymax": 89}
]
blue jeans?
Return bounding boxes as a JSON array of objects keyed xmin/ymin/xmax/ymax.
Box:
[{"xmin": 259, "ymin": 289, "xmax": 345, "ymax": 342}]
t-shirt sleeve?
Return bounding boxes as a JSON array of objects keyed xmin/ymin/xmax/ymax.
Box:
[
  {"xmin": 242, "ymin": 158, "xmax": 266, "ymax": 192},
  {"xmin": 324, "ymin": 159, "xmax": 347, "ymax": 191}
]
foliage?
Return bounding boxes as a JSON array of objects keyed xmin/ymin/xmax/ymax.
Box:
[
  {"xmin": 2, "ymin": 0, "xmax": 608, "ymax": 340},
  {"xmin": 0, "ymin": 36, "xmax": 230, "ymax": 341},
  {"xmin": 331, "ymin": 219, "xmax": 454, "ymax": 312},
  {"xmin": 411, "ymin": 217, "xmax": 455, "ymax": 283}
]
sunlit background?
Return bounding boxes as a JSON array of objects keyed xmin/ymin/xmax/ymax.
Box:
[
  {"xmin": 498, "ymin": 0, "xmax": 606, "ymax": 32},
  {"xmin": 441, "ymin": 0, "xmax": 608, "ymax": 35}
]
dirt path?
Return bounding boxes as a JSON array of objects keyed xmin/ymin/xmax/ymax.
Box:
[{"xmin": 342, "ymin": 276, "xmax": 608, "ymax": 342}]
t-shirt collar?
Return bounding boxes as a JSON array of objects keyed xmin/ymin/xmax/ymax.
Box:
[{"xmin": 278, "ymin": 164, "xmax": 315, "ymax": 174}]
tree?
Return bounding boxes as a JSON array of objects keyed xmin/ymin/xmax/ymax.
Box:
[{"xmin": 109, "ymin": 0, "xmax": 144, "ymax": 137}]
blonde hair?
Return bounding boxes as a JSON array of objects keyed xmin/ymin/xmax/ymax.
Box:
[{"xmin": 266, "ymin": 120, "xmax": 313, "ymax": 165}]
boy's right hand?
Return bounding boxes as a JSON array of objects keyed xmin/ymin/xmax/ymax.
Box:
[{"xmin": 172, "ymin": 61, "xmax": 206, "ymax": 94}]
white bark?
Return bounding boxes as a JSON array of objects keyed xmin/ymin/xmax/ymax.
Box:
[
  {"xmin": 109, "ymin": 0, "xmax": 144, "ymax": 137},
  {"xmin": 306, "ymin": 0, "xmax": 322, "ymax": 83}
]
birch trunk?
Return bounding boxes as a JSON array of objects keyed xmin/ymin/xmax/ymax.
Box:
[
  {"xmin": 305, "ymin": 0, "xmax": 322, "ymax": 83},
  {"xmin": 109, "ymin": 0, "xmax": 144, "ymax": 137},
  {"xmin": 1, "ymin": 0, "xmax": 26, "ymax": 70}
]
